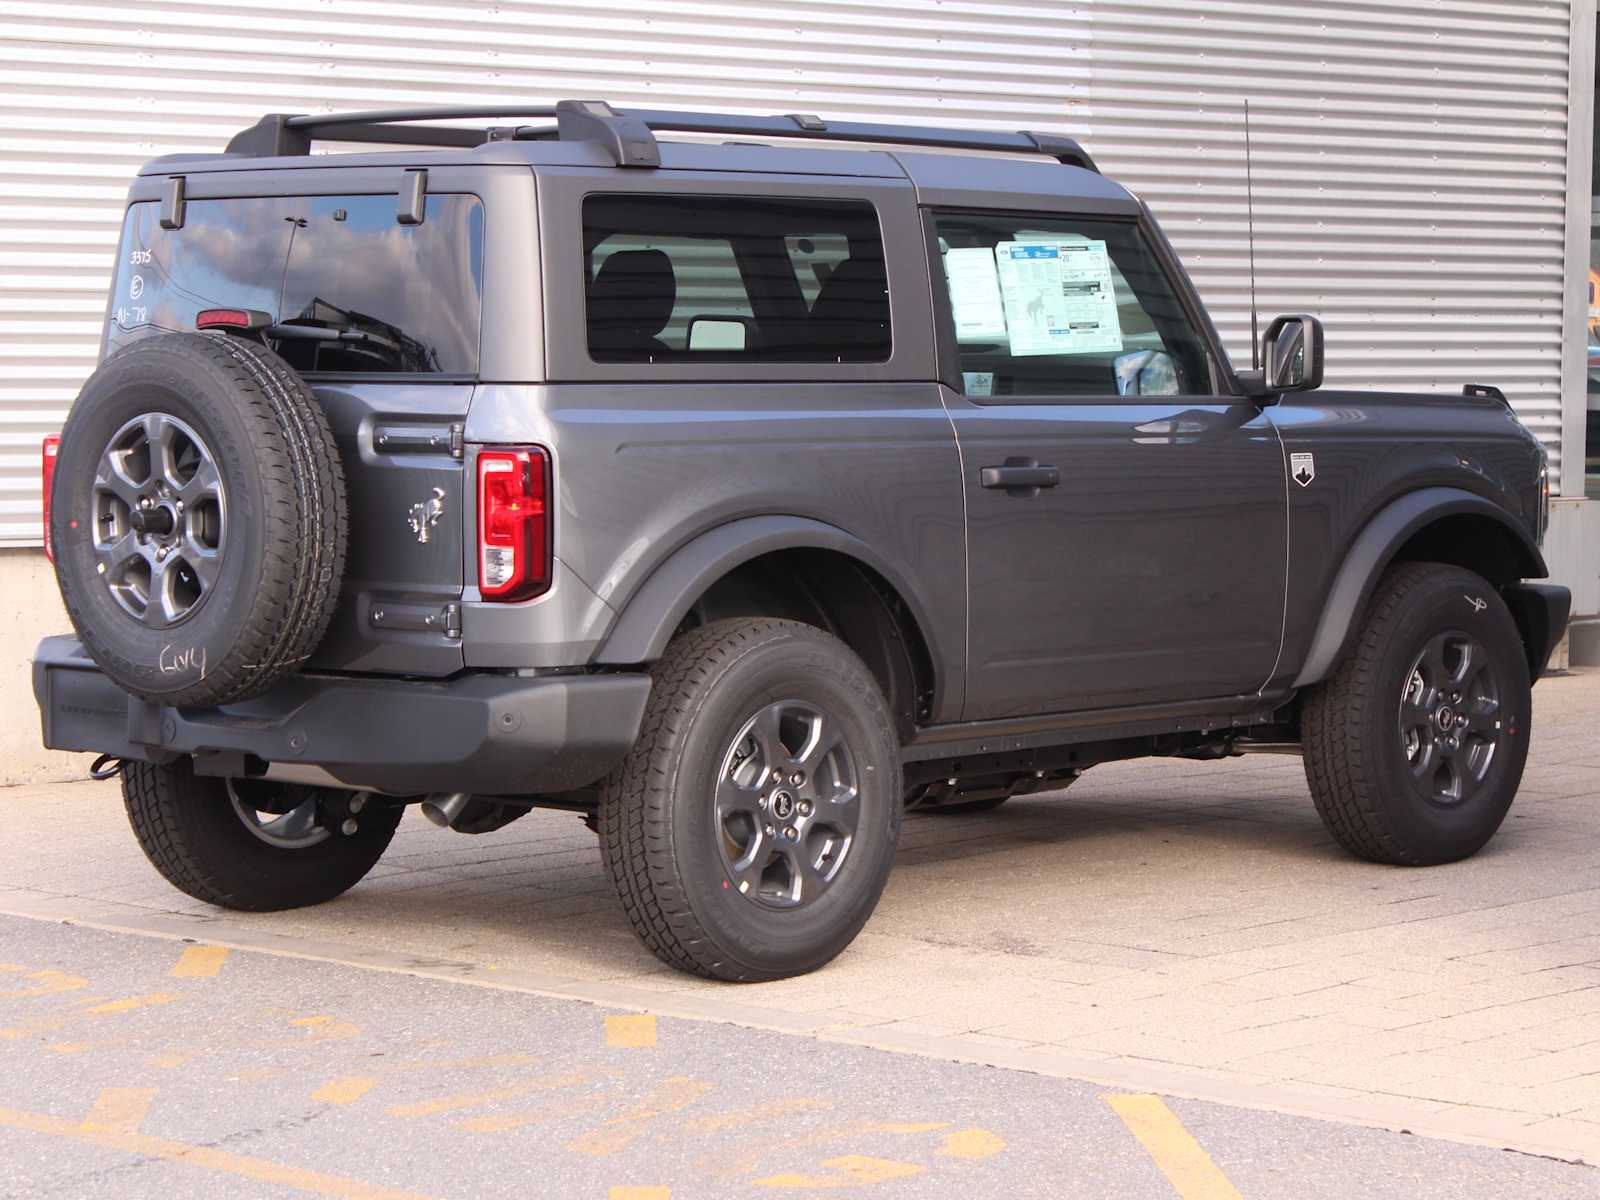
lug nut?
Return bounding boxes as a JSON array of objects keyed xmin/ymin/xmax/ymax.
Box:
[
  {"xmin": 764, "ymin": 824, "xmax": 775, "ymax": 837},
  {"xmin": 340, "ymin": 818, "xmax": 359, "ymax": 836},
  {"xmin": 757, "ymin": 795, "xmax": 768, "ymax": 810},
  {"xmin": 797, "ymin": 800, "xmax": 813, "ymax": 817},
  {"xmin": 349, "ymin": 794, "xmax": 367, "ymax": 815},
  {"xmin": 782, "ymin": 826, "xmax": 798, "ymax": 841},
  {"xmin": 139, "ymin": 496, "xmax": 153, "ymax": 509},
  {"xmin": 790, "ymin": 771, "xmax": 805, "ymax": 786}
]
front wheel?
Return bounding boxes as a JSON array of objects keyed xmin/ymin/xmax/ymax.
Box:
[
  {"xmin": 598, "ymin": 619, "xmax": 901, "ymax": 981},
  {"xmin": 1301, "ymin": 562, "xmax": 1532, "ymax": 866},
  {"xmin": 123, "ymin": 759, "xmax": 402, "ymax": 910}
]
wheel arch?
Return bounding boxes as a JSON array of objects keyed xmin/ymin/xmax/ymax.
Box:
[
  {"xmin": 592, "ymin": 516, "xmax": 943, "ymax": 738},
  {"xmin": 1292, "ymin": 487, "xmax": 1547, "ymax": 688}
]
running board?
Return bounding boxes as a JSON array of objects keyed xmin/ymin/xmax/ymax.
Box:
[{"xmin": 902, "ymin": 691, "xmax": 1292, "ymax": 763}]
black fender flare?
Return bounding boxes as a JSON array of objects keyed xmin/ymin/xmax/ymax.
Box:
[
  {"xmin": 592, "ymin": 514, "xmax": 940, "ymax": 668},
  {"xmin": 1292, "ymin": 486, "xmax": 1546, "ymax": 688}
]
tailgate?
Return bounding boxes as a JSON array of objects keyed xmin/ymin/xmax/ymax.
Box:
[{"xmin": 306, "ymin": 381, "xmax": 471, "ymax": 676}]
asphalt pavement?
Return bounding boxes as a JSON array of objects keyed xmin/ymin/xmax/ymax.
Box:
[{"xmin": 1, "ymin": 916, "xmax": 1594, "ymax": 1200}]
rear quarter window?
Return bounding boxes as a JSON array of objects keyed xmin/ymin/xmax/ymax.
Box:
[{"xmin": 106, "ymin": 193, "xmax": 485, "ymax": 375}]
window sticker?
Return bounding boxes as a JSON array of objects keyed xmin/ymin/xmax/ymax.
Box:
[
  {"xmin": 995, "ymin": 240, "xmax": 1124, "ymax": 357},
  {"xmin": 962, "ymin": 370, "xmax": 996, "ymax": 397},
  {"xmin": 944, "ymin": 247, "xmax": 1008, "ymax": 342}
]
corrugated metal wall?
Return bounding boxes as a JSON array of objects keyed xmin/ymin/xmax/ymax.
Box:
[{"xmin": 0, "ymin": 0, "xmax": 1577, "ymax": 544}]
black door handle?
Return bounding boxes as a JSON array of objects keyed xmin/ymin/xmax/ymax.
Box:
[{"xmin": 980, "ymin": 463, "xmax": 1060, "ymax": 491}]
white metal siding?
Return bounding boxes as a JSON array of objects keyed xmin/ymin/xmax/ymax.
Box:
[{"xmin": 0, "ymin": 0, "xmax": 1577, "ymax": 544}]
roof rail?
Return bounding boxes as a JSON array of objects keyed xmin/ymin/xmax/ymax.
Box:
[{"xmin": 226, "ymin": 100, "xmax": 1098, "ymax": 173}]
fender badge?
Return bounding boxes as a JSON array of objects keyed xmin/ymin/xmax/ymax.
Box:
[
  {"xmin": 1290, "ymin": 451, "xmax": 1315, "ymax": 487},
  {"xmin": 408, "ymin": 487, "xmax": 446, "ymax": 544}
]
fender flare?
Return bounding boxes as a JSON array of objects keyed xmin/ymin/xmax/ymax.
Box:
[
  {"xmin": 592, "ymin": 515, "xmax": 940, "ymax": 667},
  {"xmin": 1291, "ymin": 486, "xmax": 1546, "ymax": 688}
]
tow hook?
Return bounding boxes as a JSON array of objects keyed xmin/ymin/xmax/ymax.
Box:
[{"xmin": 89, "ymin": 754, "xmax": 125, "ymax": 781}]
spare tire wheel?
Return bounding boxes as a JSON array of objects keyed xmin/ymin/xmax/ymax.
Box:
[{"xmin": 50, "ymin": 332, "xmax": 347, "ymax": 707}]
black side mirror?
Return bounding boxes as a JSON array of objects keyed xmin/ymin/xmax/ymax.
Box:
[{"xmin": 1263, "ymin": 314, "xmax": 1324, "ymax": 391}]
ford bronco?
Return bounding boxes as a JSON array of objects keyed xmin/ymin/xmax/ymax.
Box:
[{"xmin": 35, "ymin": 102, "xmax": 1571, "ymax": 980}]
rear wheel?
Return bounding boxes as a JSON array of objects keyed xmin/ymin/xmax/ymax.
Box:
[
  {"xmin": 1301, "ymin": 562, "xmax": 1531, "ymax": 866},
  {"xmin": 598, "ymin": 619, "xmax": 901, "ymax": 981},
  {"xmin": 123, "ymin": 759, "xmax": 401, "ymax": 911}
]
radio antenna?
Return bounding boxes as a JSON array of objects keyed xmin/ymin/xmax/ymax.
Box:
[{"xmin": 1244, "ymin": 98, "xmax": 1261, "ymax": 371}]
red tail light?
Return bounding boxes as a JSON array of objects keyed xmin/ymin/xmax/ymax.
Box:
[
  {"xmin": 42, "ymin": 435, "xmax": 59, "ymax": 562},
  {"xmin": 477, "ymin": 447, "xmax": 550, "ymax": 601},
  {"xmin": 195, "ymin": 308, "xmax": 272, "ymax": 332}
]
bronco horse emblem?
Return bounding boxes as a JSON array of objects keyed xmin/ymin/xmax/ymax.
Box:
[{"xmin": 407, "ymin": 487, "xmax": 446, "ymax": 544}]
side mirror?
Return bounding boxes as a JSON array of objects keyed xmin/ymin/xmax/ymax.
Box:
[
  {"xmin": 686, "ymin": 316, "xmax": 748, "ymax": 352},
  {"xmin": 1262, "ymin": 313, "xmax": 1324, "ymax": 391}
]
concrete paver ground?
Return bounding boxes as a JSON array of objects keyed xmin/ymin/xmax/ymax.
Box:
[{"xmin": 2, "ymin": 669, "xmax": 1598, "ymax": 1166}]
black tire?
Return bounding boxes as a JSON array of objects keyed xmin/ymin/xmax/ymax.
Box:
[
  {"xmin": 122, "ymin": 759, "xmax": 402, "ymax": 911},
  {"xmin": 1301, "ymin": 562, "xmax": 1532, "ymax": 866},
  {"xmin": 598, "ymin": 619, "xmax": 901, "ymax": 981},
  {"xmin": 51, "ymin": 332, "xmax": 347, "ymax": 707}
]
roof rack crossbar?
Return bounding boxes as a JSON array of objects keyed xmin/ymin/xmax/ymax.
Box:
[{"xmin": 226, "ymin": 101, "xmax": 1098, "ymax": 173}]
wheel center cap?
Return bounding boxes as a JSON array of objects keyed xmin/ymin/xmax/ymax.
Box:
[
  {"xmin": 770, "ymin": 790, "xmax": 795, "ymax": 820},
  {"xmin": 1435, "ymin": 705, "xmax": 1456, "ymax": 731}
]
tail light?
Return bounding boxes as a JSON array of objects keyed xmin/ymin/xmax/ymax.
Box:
[
  {"xmin": 42, "ymin": 435, "xmax": 59, "ymax": 562},
  {"xmin": 477, "ymin": 447, "xmax": 550, "ymax": 601}
]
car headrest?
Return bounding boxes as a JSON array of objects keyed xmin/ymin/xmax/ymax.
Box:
[{"xmin": 588, "ymin": 249, "xmax": 678, "ymax": 352}]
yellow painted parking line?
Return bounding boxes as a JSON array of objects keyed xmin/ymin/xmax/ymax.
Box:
[
  {"xmin": 755, "ymin": 1154, "xmax": 925, "ymax": 1189},
  {"xmin": 171, "ymin": 945, "xmax": 229, "ymax": 979},
  {"xmin": 568, "ymin": 1077, "xmax": 711, "ymax": 1157},
  {"xmin": 1104, "ymin": 1093, "xmax": 1243, "ymax": 1200},
  {"xmin": 682, "ymin": 1098, "xmax": 828, "ymax": 1133},
  {"xmin": 87, "ymin": 993, "xmax": 175, "ymax": 1016},
  {"xmin": 0, "ymin": 1103, "xmax": 437, "ymax": 1200},
  {"xmin": 605, "ymin": 1014, "xmax": 657, "ymax": 1048},
  {"xmin": 314, "ymin": 1076, "xmax": 379, "ymax": 1106},
  {"xmin": 459, "ymin": 1092, "xmax": 609, "ymax": 1134},
  {"xmin": 387, "ymin": 1070, "xmax": 590, "ymax": 1119},
  {"xmin": 937, "ymin": 1127, "xmax": 1005, "ymax": 1160},
  {"xmin": 0, "ymin": 970, "xmax": 87, "ymax": 999},
  {"xmin": 81, "ymin": 1087, "xmax": 154, "ymax": 1134},
  {"xmin": 610, "ymin": 1188, "xmax": 669, "ymax": 1200}
]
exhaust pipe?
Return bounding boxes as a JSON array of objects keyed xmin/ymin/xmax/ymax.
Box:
[{"xmin": 421, "ymin": 791, "xmax": 472, "ymax": 829}]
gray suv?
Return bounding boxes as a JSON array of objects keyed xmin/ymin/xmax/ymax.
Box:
[{"xmin": 35, "ymin": 102, "xmax": 1571, "ymax": 981}]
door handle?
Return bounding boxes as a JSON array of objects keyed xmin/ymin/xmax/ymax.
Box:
[{"xmin": 980, "ymin": 463, "xmax": 1060, "ymax": 491}]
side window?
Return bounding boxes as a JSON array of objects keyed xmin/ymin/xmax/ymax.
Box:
[
  {"xmin": 933, "ymin": 212, "xmax": 1212, "ymax": 398},
  {"xmin": 583, "ymin": 195, "xmax": 890, "ymax": 363}
]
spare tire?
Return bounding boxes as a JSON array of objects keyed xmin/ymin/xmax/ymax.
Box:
[{"xmin": 50, "ymin": 332, "xmax": 347, "ymax": 707}]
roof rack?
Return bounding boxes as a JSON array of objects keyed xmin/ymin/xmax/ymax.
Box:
[{"xmin": 225, "ymin": 100, "xmax": 1099, "ymax": 173}]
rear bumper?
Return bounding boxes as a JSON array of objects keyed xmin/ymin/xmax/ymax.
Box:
[
  {"xmin": 33, "ymin": 634, "xmax": 651, "ymax": 795},
  {"xmin": 1503, "ymin": 583, "xmax": 1571, "ymax": 682}
]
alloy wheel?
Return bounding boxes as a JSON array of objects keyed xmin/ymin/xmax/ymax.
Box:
[
  {"xmin": 92, "ymin": 411, "xmax": 226, "ymax": 627},
  {"xmin": 714, "ymin": 699, "xmax": 860, "ymax": 909},
  {"xmin": 1398, "ymin": 630, "xmax": 1503, "ymax": 807}
]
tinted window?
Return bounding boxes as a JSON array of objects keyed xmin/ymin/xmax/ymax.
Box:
[
  {"xmin": 583, "ymin": 194, "xmax": 890, "ymax": 363},
  {"xmin": 933, "ymin": 212, "xmax": 1211, "ymax": 398},
  {"xmin": 106, "ymin": 194, "xmax": 484, "ymax": 374}
]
